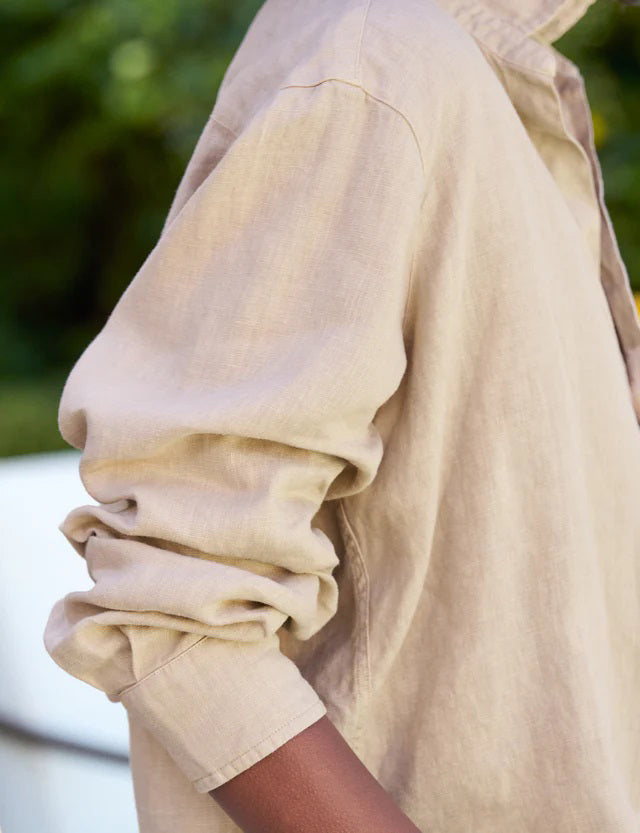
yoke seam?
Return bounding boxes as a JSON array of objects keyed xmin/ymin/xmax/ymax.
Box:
[{"xmin": 277, "ymin": 77, "xmax": 426, "ymax": 182}]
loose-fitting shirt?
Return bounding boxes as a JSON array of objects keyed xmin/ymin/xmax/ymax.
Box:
[{"xmin": 43, "ymin": 0, "xmax": 640, "ymax": 830}]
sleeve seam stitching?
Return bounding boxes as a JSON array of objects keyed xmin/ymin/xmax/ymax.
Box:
[
  {"xmin": 277, "ymin": 75, "xmax": 425, "ymax": 347},
  {"xmin": 116, "ymin": 634, "xmax": 209, "ymax": 700},
  {"xmin": 337, "ymin": 501, "xmax": 372, "ymax": 709},
  {"xmin": 402, "ymin": 197, "xmax": 426, "ymax": 340}
]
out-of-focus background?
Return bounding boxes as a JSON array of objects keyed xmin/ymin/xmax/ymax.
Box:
[
  {"xmin": 0, "ymin": 0, "xmax": 638, "ymax": 830},
  {"xmin": 2, "ymin": 0, "xmax": 640, "ymax": 458}
]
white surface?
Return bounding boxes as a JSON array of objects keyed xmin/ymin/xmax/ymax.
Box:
[
  {"xmin": 0, "ymin": 735, "xmax": 137, "ymax": 833},
  {"xmin": 0, "ymin": 450, "xmax": 129, "ymax": 756}
]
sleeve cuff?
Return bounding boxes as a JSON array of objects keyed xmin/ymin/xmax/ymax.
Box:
[{"xmin": 116, "ymin": 632, "xmax": 328, "ymax": 793}]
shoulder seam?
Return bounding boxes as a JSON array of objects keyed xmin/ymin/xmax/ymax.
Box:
[{"xmin": 277, "ymin": 77, "xmax": 426, "ymax": 182}]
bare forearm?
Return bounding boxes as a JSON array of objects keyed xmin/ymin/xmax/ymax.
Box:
[{"xmin": 209, "ymin": 714, "xmax": 421, "ymax": 833}]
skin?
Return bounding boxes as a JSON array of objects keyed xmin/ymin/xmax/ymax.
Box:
[{"xmin": 208, "ymin": 714, "xmax": 422, "ymax": 833}]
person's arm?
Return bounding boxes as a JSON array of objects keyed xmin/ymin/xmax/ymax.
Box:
[
  {"xmin": 42, "ymin": 77, "xmax": 426, "ymax": 802},
  {"xmin": 210, "ymin": 714, "xmax": 422, "ymax": 833}
]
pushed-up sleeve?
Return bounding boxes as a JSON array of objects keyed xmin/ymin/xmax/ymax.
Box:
[{"xmin": 43, "ymin": 77, "xmax": 425, "ymax": 793}]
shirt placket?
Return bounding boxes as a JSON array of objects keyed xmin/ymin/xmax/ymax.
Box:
[
  {"xmin": 551, "ymin": 53, "xmax": 640, "ymax": 423},
  {"xmin": 495, "ymin": 40, "xmax": 640, "ymax": 424}
]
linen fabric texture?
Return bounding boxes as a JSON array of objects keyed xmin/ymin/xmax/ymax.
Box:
[{"xmin": 43, "ymin": 0, "xmax": 640, "ymax": 831}]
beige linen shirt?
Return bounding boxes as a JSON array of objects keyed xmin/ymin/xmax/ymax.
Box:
[{"xmin": 43, "ymin": 0, "xmax": 640, "ymax": 830}]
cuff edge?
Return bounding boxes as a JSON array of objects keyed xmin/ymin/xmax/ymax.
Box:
[{"xmin": 192, "ymin": 698, "xmax": 328, "ymax": 794}]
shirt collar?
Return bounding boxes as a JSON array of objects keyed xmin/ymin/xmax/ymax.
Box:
[
  {"xmin": 435, "ymin": 0, "xmax": 598, "ymax": 74},
  {"xmin": 524, "ymin": 0, "xmax": 599, "ymax": 43},
  {"xmin": 469, "ymin": 0, "xmax": 598, "ymax": 42}
]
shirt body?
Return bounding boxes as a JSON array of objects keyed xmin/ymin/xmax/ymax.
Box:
[{"xmin": 43, "ymin": 1, "xmax": 640, "ymax": 831}]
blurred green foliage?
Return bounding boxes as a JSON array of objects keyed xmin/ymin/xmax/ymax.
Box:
[
  {"xmin": 0, "ymin": 0, "xmax": 639, "ymax": 456},
  {"xmin": 1, "ymin": 0, "xmax": 262, "ymax": 382},
  {"xmin": 557, "ymin": 1, "xmax": 640, "ymax": 288}
]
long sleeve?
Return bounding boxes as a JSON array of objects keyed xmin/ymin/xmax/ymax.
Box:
[{"xmin": 42, "ymin": 77, "xmax": 426, "ymax": 794}]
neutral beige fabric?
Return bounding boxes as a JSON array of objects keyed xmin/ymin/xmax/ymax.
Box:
[{"xmin": 43, "ymin": 0, "xmax": 640, "ymax": 830}]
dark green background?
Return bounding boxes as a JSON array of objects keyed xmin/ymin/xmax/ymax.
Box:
[{"xmin": 1, "ymin": 0, "xmax": 639, "ymax": 456}]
